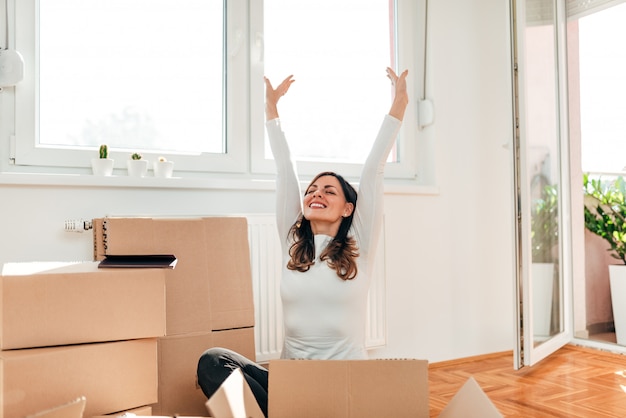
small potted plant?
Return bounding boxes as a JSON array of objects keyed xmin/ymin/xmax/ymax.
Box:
[
  {"xmin": 531, "ymin": 183, "xmax": 559, "ymax": 263},
  {"xmin": 530, "ymin": 182, "xmax": 559, "ymax": 336},
  {"xmin": 127, "ymin": 152, "xmax": 148, "ymax": 177},
  {"xmin": 583, "ymin": 173, "xmax": 626, "ymax": 345},
  {"xmin": 153, "ymin": 156, "xmax": 174, "ymax": 178},
  {"xmin": 91, "ymin": 144, "xmax": 114, "ymax": 176}
]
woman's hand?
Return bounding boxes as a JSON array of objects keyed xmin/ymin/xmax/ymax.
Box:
[
  {"xmin": 386, "ymin": 67, "xmax": 409, "ymax": 121},
  {"xmin": 264, "ymin": 75, "xmax": 295, "ymax": 120}
]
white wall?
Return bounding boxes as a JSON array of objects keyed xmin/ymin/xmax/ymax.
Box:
[{"xmin": 0, "ymin": 0, "xmax": 515, "ymax": 363}]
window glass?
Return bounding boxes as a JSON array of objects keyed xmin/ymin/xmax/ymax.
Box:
[
  {"xmin": 578, "ymin": 3, "xmax": 626, "ymax": 173},
  {"xmin": 263, "ymin": 0, "xmax": 396, "ymax": 164},
  {"xmin": 38, "ymin": 0, "xmax": 224, "ymax": 155}
]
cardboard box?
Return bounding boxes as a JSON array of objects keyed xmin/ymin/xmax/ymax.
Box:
[
  {"xmin": 0, "ymin": 261, "xmax": 166, "ymax": 350},
  {"xmin": 268, "ymin": 359, "xmax": 429, "ymax": 418},
  {"xmin": 152, "ymin": 327, "xmax": 256, "ymax": 417},
  {"xmin": 0, "ymin": 339, "xmax": 158, "ymax": 418},
  {"xmin": 96, "ymin": 217, "xmax": 255, "ymax": 335},
  {"xmin": 207, "ymin": 359, "xmax": 503, "ymax": 418}
]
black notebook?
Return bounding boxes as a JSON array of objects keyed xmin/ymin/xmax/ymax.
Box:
[{"xmin": 98, "ymin": 254, "xmax": 177, "ymax": 269}]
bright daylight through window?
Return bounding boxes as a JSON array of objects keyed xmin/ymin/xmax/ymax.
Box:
[
  {"xmin": 38, "ymin": 0, "xmax": 224, "ymax": 155},
  {"xmin": 578, "ymin": 3, "xmax": 626, "ymax": 174},
  {"xmin": 263, "ymin": 0, "xmax": 396, "ymax": 165}
]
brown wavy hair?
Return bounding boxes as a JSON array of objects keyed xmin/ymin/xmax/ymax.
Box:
[{"xmin": 287, "ymin": 172, "xmax": 359, "ymax": 280}]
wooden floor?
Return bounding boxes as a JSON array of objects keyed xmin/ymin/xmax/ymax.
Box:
[{"xmin": 429, "ymin": 344, "xmax": 626, "ymax": 417}]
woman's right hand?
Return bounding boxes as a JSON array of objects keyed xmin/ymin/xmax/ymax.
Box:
[{"xmin": 264, "ymin": 75, "xmax": 295, "ymax": 120}]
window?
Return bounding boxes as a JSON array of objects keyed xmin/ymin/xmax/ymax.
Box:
[
  {"xmin": 574, "ymin": 2, "xmax": 626, "ymax": 173},
  {"xmin": 38, "ymin": 1, "xmax": 224, "ymax": 154},
  {"xmin": 263, "ymin": 0, "xmax": 395, "ymax": 166},
  {"xmin": 8, "ymin": 0, "xmax": 425, "ymax": 183}
]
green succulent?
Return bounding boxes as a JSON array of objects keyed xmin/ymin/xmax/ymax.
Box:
[
  {"xmin": 99, "ymin": 144, "xmax": 108, "ymax": 159},
  {"xmin": 531, "ymin": 184, "xmax": 559, "ymax": 263}
]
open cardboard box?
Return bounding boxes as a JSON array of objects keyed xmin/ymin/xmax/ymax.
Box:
[
  {"xmin": 32, "ymin": 359, "xmax": 502, "ymax": 418},
  {"xmin": 206, "ymin": 359, "xmax": 503, "ymax": 418}
]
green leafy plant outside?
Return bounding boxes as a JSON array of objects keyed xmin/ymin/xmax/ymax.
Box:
[
  {"xmin": 131, "ymin": 152, "xmax": 142, "ymax": 160},
  {"xmin": 99, "ymin": 144, "xmax": 108, "ymax": 159},
  {"xmin": 531, "ymin": 184, "xmax": 559, "ymax": 263},
  {"xmin": 583, "ymin": 173, "xmax": 626, "ymax": 265}
]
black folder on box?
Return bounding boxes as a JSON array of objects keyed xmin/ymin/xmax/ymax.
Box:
[{"xmin": 98, "ymin": 254, "xmax": 177, "ymax": 269}]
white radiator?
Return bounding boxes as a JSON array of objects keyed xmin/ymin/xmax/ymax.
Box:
[{"xmin": 245, "ymin": 214, "xmax": 387, "ymax": 362}]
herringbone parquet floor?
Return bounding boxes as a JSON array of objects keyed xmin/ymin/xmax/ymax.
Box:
[{"xmin": 429, "ymin": 344, "xmax": 626, "ymax": 417}]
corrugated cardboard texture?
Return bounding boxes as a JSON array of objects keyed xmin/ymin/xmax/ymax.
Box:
[
  {"xmin": 268, "ymin": 359, "xmax": 429, "ymax": 418},
  {"xmin": 98, "ymin": 217, "xmax": 254, "ymax": 335},
  {"xmin": 153, "ymin": 327, "xmax": 256, "ymax": 417},
  {"xmin": 92, "ymin": 218, "xmax": 105, "ymax": 261},
  {"xmin": 0, "ymin": 339, "xmax": 158, "ymax": 418},
  {"xmin": 0, "ymin": 262, "xmax": 166, "ymax": 350},
  {"xmin": 203, "ymin": 217, "xmax": 254, "ymax": 331}
]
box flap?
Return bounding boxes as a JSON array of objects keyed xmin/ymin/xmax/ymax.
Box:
[
  {"xmin": 1, "ymin": 261, "xmax": 94, "ymax": 275},
  {"xmin": 25, "ymin": 396, "xmax": 86, "ymax": 418},
  {"xmin": 206, "ymin": 368, "xmax": 265, "ymax": 418},
  {"xmin": 438, "ymin": 377, "xmax": 503, "ymax": 418}
]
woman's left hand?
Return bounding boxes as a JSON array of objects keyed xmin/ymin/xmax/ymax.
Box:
[{"xmin": 386, "ymin": 67, "xmax": 409, "ymax": 121}]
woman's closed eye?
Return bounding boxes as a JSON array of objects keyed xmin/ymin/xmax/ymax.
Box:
[{"xmin": 306, "ymin": 188, "xmax": 337, "ymax": 196}]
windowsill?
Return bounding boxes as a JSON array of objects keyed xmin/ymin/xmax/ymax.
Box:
[{"xmin": 0, "ymin": 171, "xmax": 440, "ymax": 195}]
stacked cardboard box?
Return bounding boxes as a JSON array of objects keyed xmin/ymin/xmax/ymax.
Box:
[
  {"xmin": 94, "ymin": 216, "xmax": 256, "ymax": 416},
  {"xmin": 0, "ymin": 261, "xmax": 166, "ymax": 417}
]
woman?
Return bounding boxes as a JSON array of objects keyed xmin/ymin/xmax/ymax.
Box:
[{"xmin": 197, "ymin": 67, "xmax": 408, "ymax": 417}]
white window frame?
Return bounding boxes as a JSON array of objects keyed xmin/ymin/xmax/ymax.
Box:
[{"xmin": 5, "ymin": 0, "xmax": 430, "ymax": 186}]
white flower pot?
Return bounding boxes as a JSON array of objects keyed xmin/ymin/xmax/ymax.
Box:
[
  {"xmin": 127, "ymin": 159, "xmax": 148, "ymax": 177},
  {"xmin": 153, "ymin": 161, "xmax": 174, "ymax": 178},
  {"xmin": 609, "ymin": 264, "xmax": 626, "ymax": 345},
  {"xmin": 91, "ymin": 158, "xmax": 114, "ymax": 176}
]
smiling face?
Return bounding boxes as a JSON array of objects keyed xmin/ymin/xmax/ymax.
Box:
[{"xmin": 303, "ymin": 174, "xmax": 355, "ymax": 236}]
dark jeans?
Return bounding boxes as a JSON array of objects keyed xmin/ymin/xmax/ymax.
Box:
[{"xmin": 197, "ymin": 347, "xmax": 269, "ymax": 417}]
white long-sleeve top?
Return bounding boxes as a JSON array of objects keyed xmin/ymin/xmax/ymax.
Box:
[{"xmin": 266, "ymin": 114, "xmax": 402, "ymax": 360}]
